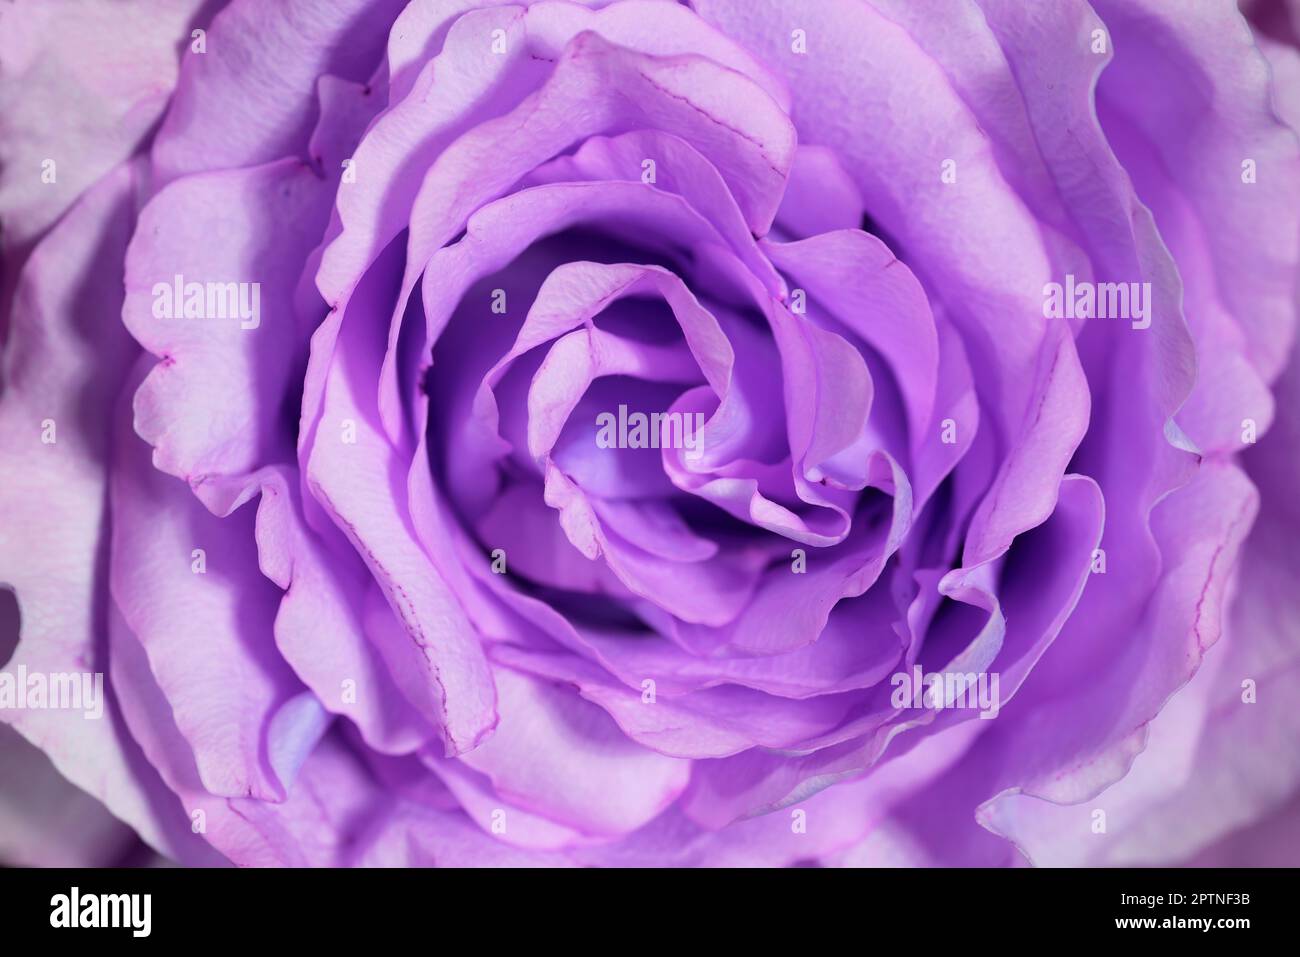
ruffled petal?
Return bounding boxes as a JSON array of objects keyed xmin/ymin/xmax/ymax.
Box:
[
  {"xmin": 111, "ymin": 365, "xmax": 324, "ymax": 802},
  {"xmin": 151, "ymin": 0, "xmax": 406, "ymax": 185}
]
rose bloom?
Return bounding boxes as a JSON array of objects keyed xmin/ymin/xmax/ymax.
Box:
[{"xmin": 1, "ymin": 0, "xmax": 1298, "ymax": 869}]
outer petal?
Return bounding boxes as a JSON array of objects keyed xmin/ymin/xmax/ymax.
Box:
[
  {"xmin": 109, "ymin": 608, "xmax": 381, "ymax": 867},
  {"xmin": 981, "ymin": 333, "xmax": 1300, "ymax": 866},
  {"xmin": 1094, "ymin": 0, "xmax": 1300, "ymax": 383},
  {"xmin": 111, "ymin": 362, "xmax": 326, "ymax": 803},
  {"xmin": 0, "ymin": 164, "xmax": 215, "ymax": 863},
  {"xmin": 123, "ymin": 160, "xmax": 334, "ymax": 505},
  {"xmin": 0, "ymin": 0, "xmax": 207, "ymax": 257}
]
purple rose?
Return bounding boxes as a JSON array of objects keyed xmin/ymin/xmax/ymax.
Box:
[{"xmin": 2, "ymin": 0, "xmax": 1298, "ymax": 868}]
